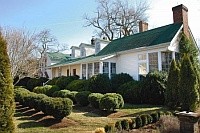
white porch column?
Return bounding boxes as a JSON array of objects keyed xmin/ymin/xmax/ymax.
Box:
[
  {"xmin": 80, "ymin": 64, "xmax": 82, "ymax": 79},
  {"xmin": 69, "ymin": 65, "xmax": 71, "ymax": 76},
  {"xmin": 172, "ymin": 51, "xmax": 176, "ymax": 59},
  {"xmin": 158, "ymin": 51, "xmax": 162, "ymax": 71},
  {"xmin": 86, "ymin": 63, "xmax": 88, "ymax": 79},
  {"xmin": 92, "ymin": 63, "xmax": 94, "ymax": 76},
  {"xmin": 109, "ymin": 62, "xmax": 111, "ymax": 78},
  {"xmin": 99, "ymin": 62, "xmax": 103, "ymax": 74}
]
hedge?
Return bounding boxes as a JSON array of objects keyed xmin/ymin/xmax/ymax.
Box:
[
  {"xmin": 33, "ymin": 85, "xmax": 60, "ymax": 96},
  {"xmin": 104, "ymin": 111, "xmax": 173, "ymax": 132},
  {"xmin": 14, "ymin": 87, "xmax": 73, "ymax": 120},
  {"xmin": 66, "ymin": 79, "xmax": 89, "ymax": 91}
]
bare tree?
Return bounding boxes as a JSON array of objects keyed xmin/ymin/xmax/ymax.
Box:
[
  {"xmin": 84, "ymin": 0, "xmax": 149, "ymax": 40},
  {"xmin": 35, "ymin": 29, "xmax": 67, "ymax": 78},
  {"xmin": 0, "ymin": 27, "xmax": 38, "ymax": 84}
]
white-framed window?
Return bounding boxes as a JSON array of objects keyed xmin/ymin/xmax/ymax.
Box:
[
  {"xmin": 161, "ymin": 52, "xmax": 172, "ymax": 72},
  {"xmin": 94, "ymin": 62, "xmax": 99, "ymax": 75},
  {"xmin": 88, "ymin": 63, "xmax": 93, "ymax": 78},
  {"xmin": 103, "ymin": 62, "xmax": 109, "ymax": 76},
  {"xmin": 148, "ymin": 52, "xmax": 158, "ymax": 72},
  {"xmin": 81, "ymin": 48, "xmax": 86, "ymax": 57},
  {"xmin": 82, "ymin": 64, "xmax": 86, "ymax": 79},
  {"xmin": 95, "ymin": 42, "xmax": 101, "ymax": 53},
  {"xmin": 111, "ymin": 63, "xmax": 116, "ymax": 75},
  {"xmin": 138, "ymin": 53, "xmax": 147, "ymax": 80}
]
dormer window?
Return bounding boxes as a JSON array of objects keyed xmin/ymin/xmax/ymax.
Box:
[
  {"xmin": 95, "ymin": 42, "xmax": 100, "ymax": 54},
  {"xmin": 81, "ymin": 48, "xmax": 86, "ymax": 57}
]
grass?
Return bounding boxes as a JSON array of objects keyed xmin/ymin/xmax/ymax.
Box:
[{"xmin": 14, "ymin": 103, "xmax": 167, "ymax": 133}]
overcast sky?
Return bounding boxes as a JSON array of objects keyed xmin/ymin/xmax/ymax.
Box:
[{"xmin": 0, "ymin": 0, "xmax": 200, "ymax": 51}]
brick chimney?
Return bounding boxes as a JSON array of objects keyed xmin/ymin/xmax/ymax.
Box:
[
  {"xmin": 172, "ymin": 4, "xmax": 189, "ymax": 37},
  {"xmin": 139, "ymin": 21, "xmax": 148, "ymax": 33}
]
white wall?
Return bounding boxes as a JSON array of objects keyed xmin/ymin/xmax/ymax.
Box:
[
  {"xmin": 115, "ymin": 47, "xmax": 168, "ymax": 80},
  {"xmin": 71, "ymin": 48, "xmax": 80, "ymax": 58},
  {"xmin": 85, "ymin": 47, "xmax": 95, "ymax": 56}
]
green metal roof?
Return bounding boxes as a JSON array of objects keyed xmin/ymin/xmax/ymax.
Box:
[
  {"xmin": 97, "ymin": 23, "xmax": 182, "ymax": 56},
  {"xmin": 47, "ymin": 52, "xmax": 70, "ymax": 61}
]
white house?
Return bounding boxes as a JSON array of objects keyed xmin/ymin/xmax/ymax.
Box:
[
  {"xmin": 49, "ymin": 4, "xmax": 198, "ymax": 80},
  {"xmin": 39, "ymin": 52, "xmax": 70, "ymax": 79}
]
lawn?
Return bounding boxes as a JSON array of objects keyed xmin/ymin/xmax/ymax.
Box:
[{"xmin": 15, "ymin": 103, "xmax": 166, "ymax": 133}]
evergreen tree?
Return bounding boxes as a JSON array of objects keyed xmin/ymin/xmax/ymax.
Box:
[
  {"xmin": 0, "ymin": 33, "xmax": 15, "ymax": 132},
  {"xmin": 179, "ymin": 34, "xmax": 200, "ymax": 90},
  {"xmin": 165, "ymin": 59, "xmax": 180, "ymax": 108},
  {"xmin": 179, "ymin": 54, "xmax": 199, "ymax": 111}
]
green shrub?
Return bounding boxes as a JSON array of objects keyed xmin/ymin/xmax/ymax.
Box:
[
  {"xmin": 53, "ymin": 90, "xmax": 77, "ymax": 104},
  {"xmin": 47, "ymin": 77, "xmax": 59, "ymax": 85},
  {"xmin": 14, "ymin": 87, "xmax": 73, "ymax": 120},
  {"xmin": 33, "ymin": 85, "xmax": 60, "ymax": 96},
  {"xmin": 99, "ymin": 93, "xmax": 124, "ymax": 111},
  {"xmin": 130, "ymin": 118, "xmax": 136, "ymax": 129},
  {"xmin": 135, "ymin": 116, "xmax": 142, "ymax": 128},
  {"xmin": 115, "ymin": 121, "xmax": 122, "ymax": 131},
  {"xmin": 140, "ymin": 114, "xmax": 148, "ymax": 126},
  {"xmin": 88, "ymin": 74, "xmax": 111, "ymax": 94},
  {"xmin": 121, "ymin": 119, "xmax": 129, "ymax": 130},
  {"xmin": 140, "ymin": 71, "xmax": 168, "ymax": 105},
  {"xmin": 45, "ymin": 98, "xmax": 73, "ymax": 120},
  {"xmin": 104, "ymin": 123, "xmax": 115, "ymax": 133},
  {"xmin": 66, "ymin": 79, "xmax": 88, "ymax": 91},
  {"xmin": 88, "ymin": 93, "xmax": 104, "ymax": 109},
  {"xmin": 150, "ymin": 112, "xmax": 160, "ymax": 123},
  {"xmin": 75, "ymin": 91, "xmax": 91, "ymax": 106},
  {"xmin": 122, "ymin": 81, "xmax": 141, "ymax": 104},
  {"xmin": 15, "ymin": 77, "xmax": 31, "ymax": 88},
  {"xmin": 26, "ymin": 78, "xmax": 42, "ymax": 91},
  {"xmin": 56, "ymin": 76, "xmax": 79, "ymax": 90},
  {"xmin": 111, "ymin": 73, "xmax": 133, "ymax": 92}
]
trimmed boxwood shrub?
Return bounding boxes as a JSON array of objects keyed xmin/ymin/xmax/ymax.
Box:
[
  {"xmin": 121, "ymin": 119, "xmax": 130, "ymax": 130},
  {"xmin": 66, "ymin": 79, "xmax": 88, "ymax": 91},
  {"xmin": 135, "ymin": 116, "xmax": 142, "ymax": 128},
  {"xmin": 99, "ymin": 93, "xmax": 124, "ymax": 111},
  {"xmin": 111, "ymin": 73, "xmax": 133, "ymax": 92},
  {"xmin": 33, "ymin": 85, "xmax": 60, "ymax": 96},
  {"xmin": 151, "ymin": 112, "xmax": 160, "ymax": 123},
  {"xmin": 88, "ymin": 93, "xmax": 104, "ymax": 109},
  {"xmin": 75, "ymin": 91, "xmax": 91, "ymax": 106},
  {"xmin": 26, "ymin": 78, "xmax": 41, "ymax": 91},
  {"xmin": 46, "ymin": 77, "xmax": 59, "ymax": 85},
  {"xmin": 56, "ymin": 76, "xmax": 79, "ymax": 90},
  {"xmin": 15, "ymin": 77, "xmax": 31, "ymax": 88},
  {"xmin": 140, "ymin": 71, "xmax": 168, "ymax": 105},
  {"xmin": 14, "ymin": 87, "xmax": 73, "ymax": 120},
  {"xmin": 88, "ymin": 74, "xmax": 112, "ymax": 94},
  {"xmin": 130, "ymin": 118, "xmax": 136, "ymax": 129},
  {"xmin": 53, "ymin": 90, "xmax": 78, "ymax": 104},
  {"xmin": 115, "ymin": 121, "xmax": 122, "ymax": 131},
  {"xmin": 122, "ymin": 81, "xmax": 141, "ymax": 104}
]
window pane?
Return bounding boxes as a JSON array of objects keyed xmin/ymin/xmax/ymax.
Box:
[
  {"xmin": 139, "ymin": 63, "xmax": 147, "ymax": 75},
  {"xmin": 88, "ymin": 63, "xmax": 93, "ymax": 78},
  {"xmin": 161, "ymin": 52, "xmax": 172, "ymax": 72},
  {"xmin": 111, "ymin": 63, "xmax": 116, "ymax": 74},
  {"xmin": 82, "ymin": 64, "xmax": 86, "ymax": 79},
  {"xmin": 148, "ymin": 52, "xmax": 158, "ymax": 72},
  {"xmin": 103, "ymin": 62, "xmax": 109, "ymax": 76},
  {"xmin": 94, "ymin": 62, "xmax": 99, "ymax": 75}
]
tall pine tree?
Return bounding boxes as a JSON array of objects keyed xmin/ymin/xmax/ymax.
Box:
[
  {"xmin": 165, "ymin": 59, "xmax": 180, "ymax": 108},
  {"xmin": 179, "ymin": 54, "xmax": 199, "ymax": 111},
  {"xmin": 0, "ymin": 32, "xmax": 15, "ymax": 132}
]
